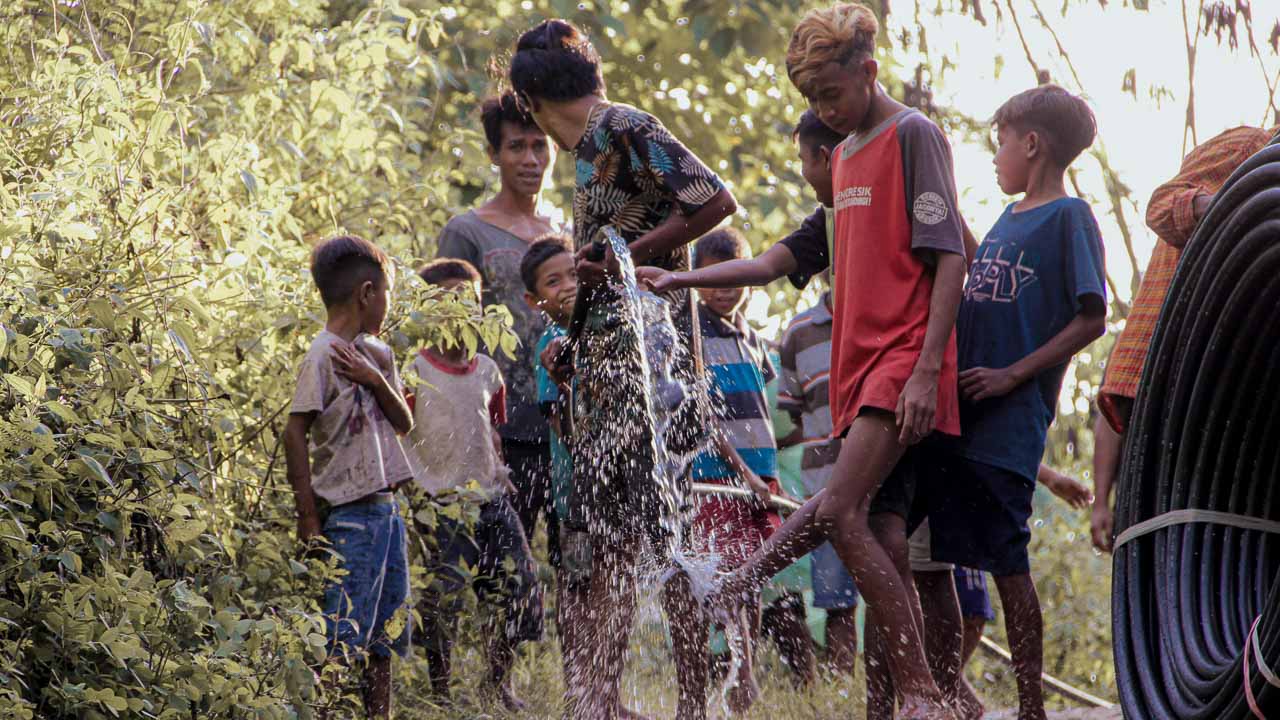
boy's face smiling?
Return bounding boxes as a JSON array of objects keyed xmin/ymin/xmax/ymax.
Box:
[
  {"xmin": 489, "ymin": 121, "xmax": 553, "ymax": 197},
  {"xmin": 806, "ymin": 57, "xmax": 878, "ymax": 137},
  {"xmin": 525, "ymin": 251, "xmax": 578, "ymax": 325},
  {"xmin": 798, "ymin": 140, "xmax": 835, "ymax": 207},
  {"xmin": 696, "ymin": 257, "xmax": 747, "ymax": 320}
]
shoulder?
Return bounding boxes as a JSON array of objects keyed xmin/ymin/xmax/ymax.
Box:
[
  {"xmin": 607, "ymin": 104, "xmax": 678, "ymax": 142},
  {"xmin": 439, "ymin": 212, "xmax": 482, "ymax": 240},
  {"xmin": 440, "ymin": 210, "xmax": 481, "ymax": 233},
  {"xmin": 1056, "ymin": 197, "xmax": 1101, "ymax": 227},
  {"xmin": 477, "ymin": 354, "xmax": 503, "ymax": 383},
  {"xmin": 1206, "ymin": 125, "xmax": 1272, "ymax": 148},
  {"xmin": 299, "ymin": 332, "xmax": 337, "ymax": 368},
  {"xmin": 895, "ymin": 110, "xmax": 945, "ymax": 140}
]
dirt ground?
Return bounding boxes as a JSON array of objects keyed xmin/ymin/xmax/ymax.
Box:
[{"xmin": 986, "ymin": 709, "xmax": 1122, "ymax": 719}]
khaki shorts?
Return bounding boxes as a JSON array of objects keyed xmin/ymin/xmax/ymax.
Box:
[{"xmin": 908, "ymin": 520, "xmax": 955, "ymax": 572}]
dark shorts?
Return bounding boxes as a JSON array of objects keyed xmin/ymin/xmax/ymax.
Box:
[
  {"xmin": 869, "ymin": 446, "xmax": 919, "ymax": 520},
  {"xmin": 925, "ymin": 453, "xmax": 1035, "ymax": 576},
  {"xmin": 414, "ymin": 494, "xmax": 543, "ymax": 645},
  {"xmin": 322, "ymin": 496, "xmax": 412, "ymax": 657},
  {"xmin": 502, "ymin": 438, "xmax": 561, "ymax": 567},
  {"xmin": 954, "ymin": 565, "xmax": 995, "ymax": 621}
]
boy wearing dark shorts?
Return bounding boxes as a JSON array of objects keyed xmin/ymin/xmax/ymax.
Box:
[
  {"xmin": 402, "ymin": 259, "xmax": 543, "ymax": 711},
  {"xmin": 924, "ymin": 85, "xmax": 1107, "ymax": 720}
]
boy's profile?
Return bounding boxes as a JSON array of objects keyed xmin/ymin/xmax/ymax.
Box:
[
  {"xmin": 923, "ymin": 83, "xmax": 1107, "ymax": 720},
  {"xmin": 283, "ymin": 234, "xmax": 415, "ymax": 719}
]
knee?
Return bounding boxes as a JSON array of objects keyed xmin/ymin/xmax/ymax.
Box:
[{"xmin": 815, "ymin": 492, "xmax": 869, "ymax": 532}]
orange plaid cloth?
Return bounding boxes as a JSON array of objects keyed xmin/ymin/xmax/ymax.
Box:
[{"xmin": 1100, "ymin": 126, "xmax": 1274, "ymax": 433}]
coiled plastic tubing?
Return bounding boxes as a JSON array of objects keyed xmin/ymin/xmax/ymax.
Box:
[{"xmin": 1113, "ymin": 134, "xmax": 1280, "ymax": 719}]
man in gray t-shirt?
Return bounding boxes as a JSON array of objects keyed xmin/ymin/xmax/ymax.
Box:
[{"xmin": 436, "ymin": 92, "xmax": 563, "ymax": 567}]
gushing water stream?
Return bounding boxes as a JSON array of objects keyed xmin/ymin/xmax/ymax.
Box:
[{"xmin": 566, "ymin": 227, "xmax": 747, "ymax": 717}]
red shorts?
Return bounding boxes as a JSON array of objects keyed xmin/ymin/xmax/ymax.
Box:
[{"xmin": 691, "ymin": 478, "xmax": 782, "ymax": 569}]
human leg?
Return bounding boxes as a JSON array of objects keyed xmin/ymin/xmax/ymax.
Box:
[
  {"xmin": 475, "ymin": 496, "xmax": 543, "ymax": 710},
  {"xmin": 663, "ymin": 568, "xmax": 709, "ymax": 720},
  {"xmin": 810, "ymin": 540, "xmax": 859, "ymax": 676},
  {"xmin": 760, "ymin": 592, "xmax": 816, "ymax": 686},
  {"xmin": 817, "ymin": 413, "xmax": 949, "ymax": 717},
  {"xmin": 863, "ymin": 509, "xmax": 918, "ymax": 719},
  {"xmin": 412, "ymin": 502, "xmax": 473, "ymax": 698},
  {"xmin": 994, "ymin": 573, "xmax": 1046, "ymax": 720},
  {"xmin": 503, "ymin": 438, "xmax": 557, "ymax": 555},
  {"xmin": 321, "ymin": 500, "xmax": 411, "ymax": 717},
  {"xmin": 823, "ymin": 607, "xmax": 859, "ymax": 676},
  {"xmin": 929, "ymin": 458, "xmax": 1038, "ymax": 720}
]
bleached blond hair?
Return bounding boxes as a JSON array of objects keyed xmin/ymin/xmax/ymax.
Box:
[{"xmin": 786, "ymin": 3, "xmax": 879, "ymax": 98}]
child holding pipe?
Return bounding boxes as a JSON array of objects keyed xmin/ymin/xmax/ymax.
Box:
[{"xmin": 687, "ymin": 226, "xmax": 784, "ymax": 714}]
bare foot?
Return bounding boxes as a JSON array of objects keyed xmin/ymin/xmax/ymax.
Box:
[
  {"xmin": 950, "ymin": 679, "xmax": 984, "ymax": 720},
  {"xmin": 620, "ymin": 707, "xmax": 654, "ymax": 720},
  {"xmin": 900, "ymin": 695, "xmax": 958, "ymax": 720}
]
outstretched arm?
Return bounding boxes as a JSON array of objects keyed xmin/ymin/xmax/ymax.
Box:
[{"xmin": 637, "ymin": 242, "xmax": 799, "ymax": 293}]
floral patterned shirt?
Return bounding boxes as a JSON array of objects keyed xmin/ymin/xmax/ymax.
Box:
[
  {"xmin": 572, "ymin": 103, "xmax": 726, "ymax": 260},
  {"xmin": 572, "ymin": 102, "xmax": 727, "ymax": 365}
]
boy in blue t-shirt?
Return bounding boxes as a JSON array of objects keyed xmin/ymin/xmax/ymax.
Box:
[
  {"xmin": 521, "ymin": 236, "xmax": 578, "ymax": 540},
  {"xmin": 922, "ymin": 84, "xmax": 1107, "ymax": 720}
]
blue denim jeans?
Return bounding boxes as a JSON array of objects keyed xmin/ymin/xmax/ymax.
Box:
[{"xmin": 322, "ymin": 498, "xmax": 411, "ymax": 657}]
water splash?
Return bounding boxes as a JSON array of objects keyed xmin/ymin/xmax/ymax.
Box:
[{"xmin": 567, "ymin": 227, "xmax": 757, "ymax": 715}]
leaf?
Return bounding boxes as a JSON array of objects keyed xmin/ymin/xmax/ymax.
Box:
[
  {"xmin": 60, "ymin": 222, "xmax": 98, "ymax": 241},
  {"xmin": 3, "ymin": 374, "xmax": 34, "ymax": 399},
  {"xmin": 76, "ymin": 454, "xmax": 114, "ymax": 487},
  {"xmin": 166, "ymin": 519, "xmax": 205, "ymax": 543},
  {"xmin": 709, "ymin": 28, "xmax": 736, "ymax": 59},
  {"xmin": 239, "ymin": 170, "xmax": 258, "ymax": 197},
  {"xmin": 84, "ymin": 432, "xmax": 124, "ymax": 450}
]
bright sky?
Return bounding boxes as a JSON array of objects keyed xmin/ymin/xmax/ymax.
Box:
[{"xmin": 745, "ymin": 0, "xmax": 1280, "ymax": 336}]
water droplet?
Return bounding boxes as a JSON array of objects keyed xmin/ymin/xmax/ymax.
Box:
[
  {"xmin": 637, "ymin": 54, "xmax": 645, "ymax": 62},
  {"xmin": 676, "ymin": 16, "xmax": 689, "ymax": 25},
  {"xmin": 578, "ymin": 2, "xmax": 587, "ymax": 9}
]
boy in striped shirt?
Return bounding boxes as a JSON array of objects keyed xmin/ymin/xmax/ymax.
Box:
[{"xmin": 689, "ymin": 227, "xmax": 780, "ymax": 713}]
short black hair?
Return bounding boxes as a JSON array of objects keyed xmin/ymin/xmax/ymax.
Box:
[
  {"xmin": 481, "ymin": 92, "xmax": 541, "ymax": 151},
  {"xmin": 418, "ymin": 258, "xmax": 481, "ymax": 288},
  {"xmin": 993, "ymin": 84, "xmax": 1097, "ymax": 167},
  {"xmin": 310, "ymin": 235, "xmax": 392, "ymax": 308},
  {"xmin": 793, "ymin": 110, "xmax": 846, "ymax": 154},
  {"xmin": 695, "ymin": 227, "xmax": 750, "ymax": 267},
  {"xmin": 509, "ymin": 20, "xmax": 604, "ymax": 105},
  {"xmin": 521, "ymin": 234, "xmax": 572, "ymax": 292}
]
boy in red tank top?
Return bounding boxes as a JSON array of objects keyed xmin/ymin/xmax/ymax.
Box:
[{"xmin": 638, "ymin": 5, "xmax": 965, "ymax": 718}]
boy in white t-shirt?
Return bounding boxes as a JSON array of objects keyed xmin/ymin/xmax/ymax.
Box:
[{"xmin": 403, "ymin": 259, "xmax": 542, "ymax": 711}]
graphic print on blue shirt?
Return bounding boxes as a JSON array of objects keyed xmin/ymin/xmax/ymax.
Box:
[{"xmin": 954, "ymin": 197, "xmax": 1106, "ymax": 481}]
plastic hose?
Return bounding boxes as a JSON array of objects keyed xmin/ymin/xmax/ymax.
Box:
[{"xmin": 1112, "ymin": 136, "xmax": 1280, "ymax": 719}]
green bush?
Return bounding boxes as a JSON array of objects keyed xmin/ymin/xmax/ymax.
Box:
[{"xmin": 0, "ymin": 2, "xmax": 507, "ymax": 717}]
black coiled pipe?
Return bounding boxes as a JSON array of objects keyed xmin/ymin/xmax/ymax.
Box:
[{"xmin": 1113, "ymin": 137, "xmax": 1280, "ymax": 719}]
